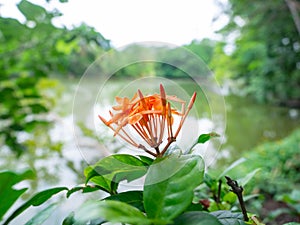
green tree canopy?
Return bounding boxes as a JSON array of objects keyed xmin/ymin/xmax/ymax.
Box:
[
  {"xmin": 0, "ymin": 0, "xmax": 110, "ymax": 155},
  {"xmin": 214, "ymin": 0, "xmax": 300, "ymax": 105}
]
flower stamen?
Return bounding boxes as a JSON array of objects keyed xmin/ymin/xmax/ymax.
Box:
[{"xmin": 99, "ymin": 84, "xmax": 196, "ymax": 157}]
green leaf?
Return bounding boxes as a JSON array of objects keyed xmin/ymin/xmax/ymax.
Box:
[
  {"xmin": 0, "ymin": 170, "xmax": 34, "ymax": 220},
  {"xmin": 84, "ymin": 168, "xmax": 112, "ymax": 193},
  {"xmin": 3, "ymin": 187, "xmax": 68, "ymax": 225},
  {"xmin": 186, "ymin": 203, "xmax": 204, "ymax": 211},
  {"xmin": 24, "ymin": 203, "xmax": 57, "ymax": 225},
  {"xmin": 144, "ymin": 154, "xmax": 205, "ymax": 220},
  {"xmin": 217, "ymin": 158, "xmax": 247, "ymax": 180},
  {"xmin": 104, "ymin": 191, "xmax": 144, "ymax": 212},
  {"xmin": 173, "ymin": 211, "xmax": 222, "ymax": 225},
  {"xmin": 84, "ymin": 154, "xmax": 148, "ymax": 194},
  {"xmin": 63, "ymin": 211, "xmax": 106, "ymax": 225},
  {"xmin": 237, "ymin": 168, "xmax": 260, "ymax": 187},
  {"xmin": 210, "ymin": 210, "xmax": 246, "ymax": 225},
  {"xmin": 17, "ymin": 0, "xmax": 48, "ymax": 22},
  {"xmin": 187, "ymin": 132, "xmax": 220, "ymax": 153},
  {"xmin": 197, "ymin": 132, "xmax": 220, "ymax": 144},
  {"xmin": 137, "ymin": 155, "xmax": 154, "ymax": 166},
  {"xmin": 28, "ymin": 103, "xmax": 48, "ymax": 114},
  {"xmin": 75, "ymin": 200, "xmax": 169, "ymax": 225},
  {"xmin": 62, "ymin": 212, "xmax": 76, "ymax": 225},
  {"xmin": 223, "ymin": 192, "xmax": 237, "ymax": 204},
  {"xmin": 66, "ymin": 185, "xmax": 100, "ymax": 198}
]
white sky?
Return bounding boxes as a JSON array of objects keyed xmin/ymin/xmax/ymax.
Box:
[{"xmin": 0, "ymin": 0, "xmax": 228, "ymax": 47}]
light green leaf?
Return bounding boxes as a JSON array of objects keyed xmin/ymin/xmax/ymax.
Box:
[
  {"xmin": 217, "ymin": 158, "xmax": 247, "ymax": 180},
  {"xmin": 75, "ymin": 200, "xmax": 169, "ymax": 225},
  {"xmin": 24, "ymin": 203, "xmax": 57, "ymax": 225},
  {"xmin": 237, "ymin": 168, "xmax": 260, "ymax": 186},
  {"xmin": 144, "ymin": 154, "xmax": 205, "ymax": 220},
  {"xmin": 210, "ymin": 210, "xmax": 246, "ymax": 225},
  {"xmin": 173, "ymin": 211, "xmax": 222, "ymax": 225},
  {"xmin": 17, "ymin": 0, "xmax": 48, "ymax": 22},
  {"xmin": 223, "ymin": 192, "xmax": 237, "ymax": 204},
  {"xmin": 3, "ymin": 187, "xmax": 68, "ymax": 225}
]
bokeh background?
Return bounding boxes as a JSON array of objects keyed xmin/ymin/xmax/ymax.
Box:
[{"xmin": 1, "ymin": 0, "xmax": 299, "ymax": 224}]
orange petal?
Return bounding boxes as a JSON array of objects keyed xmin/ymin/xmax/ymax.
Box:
[
  {"xmin": 115, "ymin": 96, "xmax": 123, "ymax": 104},
  {"xmin": 160, "ymin": 84, "xmax": 167, "ymax": 106},
  {"xmin": 128, "ymin": 113, "xmax": 143, "ymax": 124},
  {"xmin": 98, "ymin": 115, "xmax": 109, "ymax": 125},
  {"xmin": 187, "ymin": 92, "xmax": 197, "ymax": 110},
  {"xmin": 166, "ymin": 95, "xmax": 185, "ymax": 103}
]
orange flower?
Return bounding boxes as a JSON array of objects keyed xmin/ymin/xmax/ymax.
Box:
[{"xmin": 99, "ymin": 84, "xmax": 196, "ymax": 157}]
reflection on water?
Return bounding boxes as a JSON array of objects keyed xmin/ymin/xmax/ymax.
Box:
[{"xmin": 221, "ymin": 94, "xmax": 300, "ymax": 164}]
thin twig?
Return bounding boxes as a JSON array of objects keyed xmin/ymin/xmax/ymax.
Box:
[{"xmin": 225, "ymin": 176, "xmax": 249, "ymax": 221}]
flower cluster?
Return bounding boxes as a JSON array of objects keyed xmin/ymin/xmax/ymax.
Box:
[{"xmin": 99, "ymin": 84, "xmax": 196, "ymax": 157}]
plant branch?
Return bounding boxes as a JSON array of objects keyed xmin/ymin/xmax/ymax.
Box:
[
  {"xmin": 225, "ymin": 176, "xmax": 249, "ymax": 221},
  {"xmin": 158, "ymin": 137, "xmax": 176, "ymax": 157}
]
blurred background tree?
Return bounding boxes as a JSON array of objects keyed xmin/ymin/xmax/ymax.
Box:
[
  {"xmin": 0, "ymin": 0, "xmax": 110, "ymax": 156},
  {"xmin": 212, "ymin": 0, "xmax": 300, "ymax": 105},
  {"xmin": 0, "ymin": 0, "xmax": 111, "ymax": 189}
]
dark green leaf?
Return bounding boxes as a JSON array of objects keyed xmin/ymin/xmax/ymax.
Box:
[
  {"xmin": 3, "ymin": 187, "xmax": 68, "ymax": 225},
  {"xmin": 203, "ymin": 173, "xmax": 216, "ymax": 189},
  {"xmin": 173, "ymin": 211, "xmax": 222, "ymax": 225},
  {"xmin": 62, "ymin": 212, "xmax": 76, "ymax": 225},
  {"xmin": 24, "ymin": 203, "xmax": 57, "ymax": 225},
  {"xmin": 84, "ymin": 154, "xmax": 148, "ymax": 194},
  {"xmin": 83, "ymin": 169, "xmax": 112, "ymax": 194},
  {"xmin": 0, "ymin": 87, "xmax": 15, "ymax": 99},
  {"xmin": 144, "ymin": 154, "xmax": 205, "ymax": 220},
  {"xmin": 28, "ymin": 103, "xmax": 48, "ymax": 114},
  {"xmin": 137, "ymin": 155, "xmax": 154, "ymax": 166},
  {"xmin": 75, "ymin": 200, "xmax": 169, "ymax": 225},
  {"xmin": 210, "ymin": 210, "xmax": 246, "ymax": 225},
  {"xmin": 186, "ymin": 203, "xmax": 204, "ymax": 211},
  {"xmin": 63, "ymin": 211, "xmax": 106, "ymax": 225},
  {"xmin": 66, "ymin": 185, "xmax": 100, "ymax": 198},
  {"xmin": 104, "ymin": 191, "xmax": 144, "ymax": 212},
  {"xmin": 24, "ymin": 120, "xmax": 50, "ymax": 132},
  {"xmin": 197, "ymin": 132, "xmax": 220, "ymax": 144},
  {"xmin": 0, "ymin": 170, "xmax": 34, "ymax": 220}
]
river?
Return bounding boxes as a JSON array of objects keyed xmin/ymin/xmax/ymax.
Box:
[{"xmin": 65, "ymin": 77, "xmax": 300, "ymax": 166}]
